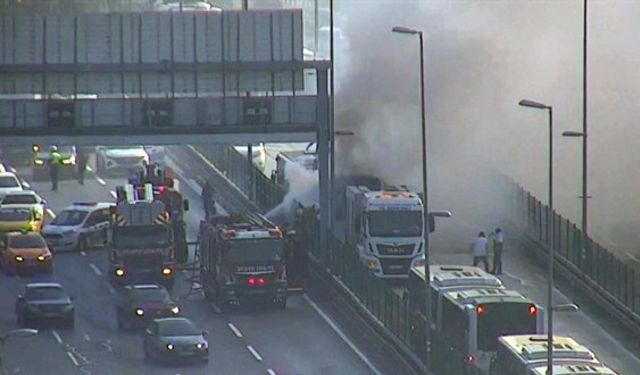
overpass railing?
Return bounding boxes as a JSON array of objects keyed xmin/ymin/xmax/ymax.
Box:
[{"xmin": 509, "ymin": 181, "xmax": 640, "ymax": 332}]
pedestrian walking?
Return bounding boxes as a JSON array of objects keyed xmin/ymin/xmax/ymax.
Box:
[
  {"xmin": 76, "ymin": 146, "xmax": 87, "ymax": 185},
  {"xmin": 489, "ymin": 228, "xmax": 505, "ymax": 275},
  {"xmin": 49, "ymin": 146, "xmax": 62, "ymax": 191},
  {"xmin": 470, "ymin": 231, "xmax": 490, "ymax": 272}
]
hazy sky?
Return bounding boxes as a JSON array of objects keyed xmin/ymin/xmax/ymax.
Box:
[{"xmin": 330, "ymin": 0, "xmax": 640, "ymax": 253}]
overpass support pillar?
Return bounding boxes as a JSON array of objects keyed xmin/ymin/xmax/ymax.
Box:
[{"xmin": 317, "ymin": 67, "xmax": 330, "ymax": 265}]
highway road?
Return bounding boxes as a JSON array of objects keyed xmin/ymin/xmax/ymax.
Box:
[{"xmin": 0, "ymin": 153, "xmax": 393, "ymax": 375}]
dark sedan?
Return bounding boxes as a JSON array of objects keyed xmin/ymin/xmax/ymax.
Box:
[
  {"xmin": 143, "ymin": 317, "xmax": 209, "ymax": 364},
  {"xmin": 116, "ymin": 284, "xmax": 180, "ymax": 331},
  {"xmin": 16, "ymin": 283, "xmax": 75, "ymax": 328}
]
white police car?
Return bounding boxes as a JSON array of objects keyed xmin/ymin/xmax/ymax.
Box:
[{"xmin": 41, "ymin": 202, "xmax": 112, "ymax": 252}]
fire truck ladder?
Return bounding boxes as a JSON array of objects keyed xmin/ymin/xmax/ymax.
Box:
[{"xmin": 179, "ymin": 240, "xmax": 202, "ymax": 300}]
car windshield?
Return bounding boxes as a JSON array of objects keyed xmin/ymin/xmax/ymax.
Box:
[
  {"xmin": 224, "ymin": 238, "xmax": 284, "ymax": 263},
  {"xmin": 25, "ymin": 286, "xmax": 66, "ymax": 300},
  {"xmin": 368, "ymin": 211, "xmax": 423, "ymax": 237},
  {"xmin": 9, "ymin": 235, "xmax": 45, "ymax": 248},
  {"xmin": 130, "ymin": 288, "xmax": 170, "ymax": 303},
  {"xmin": 158, "ymin": 319, "xmax": 200, "ymax": 336},
  {"xmin": 0, "ymin": 209, "xmax": 31, "ymax": 221},
  {"xmin": 114, "ymin": 225, "xmax": 170, "ymax": 248},
  {"xmin": 0, "ymin": 175, "xmax": 20, "ymax": 188},
  {"xmin": 2, "ymin": 194, "xmax": 38, "ymax": 204},
  {"xmin": 50, "ymin": 210, "xmax": 87, "ymax": 226}
]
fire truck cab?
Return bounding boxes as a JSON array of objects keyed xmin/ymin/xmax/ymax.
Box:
[
  {"xmin": 199, "ymin": 214, "xmax": 292, "ymax": 310},
  {"xmin": 109, "ymin": 184, "xmax": 176, "ymax": 290}
]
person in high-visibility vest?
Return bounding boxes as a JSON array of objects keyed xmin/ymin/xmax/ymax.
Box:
[{"xmin": 49, "ymin": 146, "xmax": 63, "ymax": 191}]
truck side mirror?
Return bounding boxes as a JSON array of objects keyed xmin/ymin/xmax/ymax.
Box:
[
  {"xmin": 183, "ymin": 199, "xmax": 189, "ymax": 211},
  {"xmin": 428, "ymin": 215, "xmax": 435, "ymax": 233}
]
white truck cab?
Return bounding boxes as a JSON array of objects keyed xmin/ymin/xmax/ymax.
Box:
[{"xmin": 346, "ymin": 186, "xmax": 424, "ymax": 278}]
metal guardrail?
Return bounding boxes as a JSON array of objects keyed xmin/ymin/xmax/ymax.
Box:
[
  {"xmin": 509, "ymin": 181, "xmax": 640, "ymax": 335},
  {"xmin": 190, "ymin": 144, "xmax": 285, "ymax": 212}
]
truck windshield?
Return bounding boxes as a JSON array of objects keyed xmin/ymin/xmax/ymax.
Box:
[
  {"xmin": 114, "ymin": 225, "xmax": 170, "ymax": 248},
  {"xmin": 224, "ymin": 239, "xmax": 283, "ymax": 263},
  {"xmin": 368, "ymin": 211, "xmax": 423, "ymax": 237}
]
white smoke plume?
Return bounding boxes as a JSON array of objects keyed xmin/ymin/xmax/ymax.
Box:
[{"xmin": 265, "ymin": 161, "xmax": 318, "ymax": 224}]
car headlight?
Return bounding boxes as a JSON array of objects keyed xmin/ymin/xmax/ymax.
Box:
[
  {"xmin": 135, "ymin": 308, "xmax": 144, "ymax": 316},
  {"xmin": 37, "ymin": 255, "xmax": 46, "ymax": 262},
  {"xmin": 367, "ymin": 259, "xmax": 379, "ymax": 271},
  {"xmin": 196, "ymin": 343, "xmax": 206, "ymax": 350},
  {"xmin": 170, "ymin": 306, "xmax": 179, "ymax": 315},
  {"xmin": 115, "ymin": 268, "xmax": 125, "ymax": 277},
  {"xmin": 166, "ymin": 344, "xmax": 174, "ymax": 351},
  {"xmin": 34, "ymin": 159, "xmax": 44, "ymax": 165},
  {"xmin": 15, "ymin": 256, "xmax": 24, "ymax": 262}
]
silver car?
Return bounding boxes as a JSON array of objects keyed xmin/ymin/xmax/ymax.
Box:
[{"xmin": 41, "ymin": 203, "xmax": 112, "ymax": 252}]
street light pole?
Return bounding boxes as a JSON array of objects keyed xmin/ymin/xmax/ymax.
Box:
[
  {"xmin": 392, "ymin": 25, "xmax": 431, "ymax": 369},
  {"xmin": 518, "ymin": 99, "xmax": 554, "ymax": 375},
  {"xmin": 582, "ymin": 0, "xmax": 589, "ymax": 235}
]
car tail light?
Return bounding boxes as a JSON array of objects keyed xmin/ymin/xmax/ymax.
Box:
[
  {"xmin": 476, "ymin": 305, "xmax": 485, "ymax": 316},
  {"xmin": 528, "ymin": 304, "xmax": 537, "ymax": 316},
  {"xmin": 257, "ymin": 277, "xmax": 266, "ymax": 285},
  {"xmin": 247, "ymin": 277, "xmax": 256, "ymax": 286}
]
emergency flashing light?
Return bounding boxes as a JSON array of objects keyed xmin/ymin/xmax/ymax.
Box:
[
  {"xmin": 476, "ymin": 305, "xmax": 485, "ymax": 316},
  {"xmin": 528, "ymin": 304, "xmax": 538, "ymax": 316},
  {"xmin": 465, "ymin": 355, "xmax": 475, "ymax": 365}
]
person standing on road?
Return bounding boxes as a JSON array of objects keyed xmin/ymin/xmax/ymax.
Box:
[
  {"xmin": 49, "ymin": 146, "xmax": 62, "ymax": 191},
  {"xmin": 489, "ymin": 228, "xmax": 505, "ymax": 275},
  {"xmin": 76, "ymin": 146, "xmax": 88, "ymax": 185},
  {"xmin": 470, "ymin": 231, "xmax": 490, "ymax": 272},
  {"xmin": 201, "ymin": 180, "xmax": 214, "ymax": 220}
]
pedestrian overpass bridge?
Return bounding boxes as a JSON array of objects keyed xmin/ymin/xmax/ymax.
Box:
[{"xmin": 0, "ymin": 9, "xmax": 329, "ymax": 146}]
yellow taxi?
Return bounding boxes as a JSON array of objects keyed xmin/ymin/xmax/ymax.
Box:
[
  {"xmin": 0, "ymin": 231, "xmax": 52, "ymax": 275},
  {"xmin": 0, "ymin": 206, "xmax": 43, "ymax": 232}
]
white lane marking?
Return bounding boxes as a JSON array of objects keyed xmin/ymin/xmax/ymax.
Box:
[
  {"xmin": 80, "ymin": 251, "xmax": 86, "ymax": 256},
  {"xmin": 303, "ymin": 295, "xmax": 383, "ymax": 375},
  {"xmin": 109, "ymin": 190, "xmax": 117, "ymax": 199},
  {"xmin": 503, "ymin": 271, "xmax": 527, "ymax": 286},
  {"xmin": 267, "ymin": 370, "xmax": 277, "ymax": 375},
  {"xmin": 66, "ymin": 351, "xmax": 80, "ymax": 367},
  {"xmin": 626, "ymin": 251, "xmax": 640, "ymax": 263},
  {"xmin": 95, "ymin": 176, "xmax": 106, "ymax": 185},
  {"xmin": 89, "ymin": 263, "xmax": 102, "ymax": 276},
  {"xmin": 106, "ymin": 284, "xmax": 117, "ymax": 296},
  {"xmin": 46, "ymin": 208, "xmax": 56, "ymax": 219},
  {"xmin": 208, "ymin": 302, "xmax": 222, "ymax": 314},
  {"xmin": 52, "ymin": 330, "xmax": 63, "ymax": 344},
  {"xmin": 246, "ymin": 345, "xmax": 263, "ymax": 362},
  {"xmin": 227, "ymin": 323, "xmax": 243, "ymax": 338}
]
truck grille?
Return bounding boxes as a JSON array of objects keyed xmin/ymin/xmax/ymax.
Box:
[
  {"xmin": 377, "ymin": 244, "xmax": 415, "ymax": 256},
  {"xmin": 380, "ymin": 258, "xmax": 412, "ymax": 275}
]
